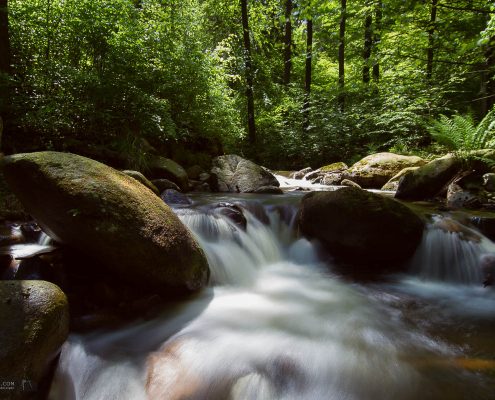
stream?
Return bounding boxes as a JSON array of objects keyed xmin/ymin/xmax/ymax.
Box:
[{"xmin": 43, "ymin": 191, "xmax": 495, "ymax": 400}]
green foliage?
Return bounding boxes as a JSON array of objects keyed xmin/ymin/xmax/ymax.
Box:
[
  {"xmin": 2, "ymin": 0, "xmax": 493, "ymax": 168},
  {"xmin": 428, "ymin": 109, "xmax": 495, "ymax": 152}
]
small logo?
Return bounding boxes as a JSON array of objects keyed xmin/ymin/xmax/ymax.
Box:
[{"xmin": 0, "ymin": 381, "xmax": 15, "ymax": 391}]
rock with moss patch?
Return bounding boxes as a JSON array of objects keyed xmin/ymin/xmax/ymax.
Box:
[
  {"xmin": 210, "ymin": 155, "xmax": 279, "ymax": 193},
  {"xmin": 146, "ymin": 156, "xmax": 189, "ymax": 191},
  {"xmin": 122, "ymin": 170, "xmax": 159, "ymax": 195},
  {"xmin": 0, "ymin": 280, "xmax": 69, "ymax": 398},
  {"xmin": 320, "ymin": 162, "xmax": 348, "ymax": 173},
  {"xmin": 395, "ymin": 154, "xmax": 462, "ymax": 200},
  {"xmin": 2, "ymin": 152, "xmax": 209, "ymax": 292},
  {"xmin": 298, "ymin": 187, "xmax": 424, "ymax": 270},
  {"xmin": 381, "ymin": 167, "xmax": 420, "ymax": 191},
  {"xmin": 343, "ymin": 153, "xmax": 427, "ymax": 189}
]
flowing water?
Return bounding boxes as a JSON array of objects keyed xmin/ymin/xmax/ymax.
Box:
[{"xmin": 46, "ymin": 193, "xmax": 495, "ymax": 400}]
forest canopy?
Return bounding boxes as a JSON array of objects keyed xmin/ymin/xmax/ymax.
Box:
[{"xmin": 0, "ymin": 0, "xmax": 493, "ymax": 169}]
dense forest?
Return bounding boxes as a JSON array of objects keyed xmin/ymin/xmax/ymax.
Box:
[{"xmin": 0, "ymin": 0, "xmax": 494, "ymax": 169}]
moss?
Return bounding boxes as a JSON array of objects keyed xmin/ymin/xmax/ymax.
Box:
[{"xmin": 320, "ymin": 162, "xmax": 348, "ymax": 173}]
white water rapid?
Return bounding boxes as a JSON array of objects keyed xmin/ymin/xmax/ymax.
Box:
[{"xmin": 48, "ymin": 196, "xmax": 495, "ymax": 400}]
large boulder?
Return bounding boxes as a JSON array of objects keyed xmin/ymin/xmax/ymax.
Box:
[
  {"xmin": 343, "ymin": 153, "xmax": 427, "ymax": 189},
  {"xmin": 395, "ymin": 154, "xmax": 461, "ymax": 200},
  {"xmin": 381, "ymin": 167, "xmax": 420, "ymax": 191},
  {"xmin": 1, "ymin": 152, "xmax": 209, "ymax": 292},
  {"xmin": 210, "ymin": 155, "xmax": 279, "ymax": 193},
  {"xmin": 146, "ymin": 156, "xmax": 189, "ymax": 191},
  {"xmin": 0, "ymin": 280, "xmax": 69, "ymax": 398},
  {"xmin": 298, "ymin": 187, "xmax": 424, "ymax": 269}
]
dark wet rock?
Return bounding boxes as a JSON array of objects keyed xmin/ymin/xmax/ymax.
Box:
[
  {"xmin": 0, "ymin": 280, "xmax": 69, "ymax": 398},
  {"xmin": 210, "ymin": 154, "xmax": 279, "ymax": 193},
  {"xmin": 186, "ymin": 165, "xmax": 204, "ymax": 180},
  {"xmin": 291, "ymin": 167, "xmax": 312, "ymax": 180},
  {"xmin": 483, "ymin": 173, "xmax": 495, "ymax": 192},
  {"xmin": 298, "ymin": 187, "xmax": 424, "ymax": 270},
  {"xmin": 303, "ymin": 170, "xmax": 321, "ymax": 182},
  {"xmin": 236, "ymin": 201, "xmax": 270, "ymax": 225},
  {"xmin": 122, "ymin": 170, "xmax": 160, "ymax": 195},
  {"xmin": 152, "ymin": 178, "xmax": 181, "ymax": 193},
  {"xmin": 189, "ymin": 181, "xmax": 211, "ymax": 192},
  {"xmin": 146, "ymin": 155, "xmax": 189, "ymax": 191},
  {"xmin": 161, "ymin": 189, "xmax": 193, "ymax": 205},
  {"xmin": 2, "ymin": 152, "xmax": 209, "ymax": 292},
  {"xmin": 252, "ymin": 186, "xmax": 284, "ymax": 194},
  {"xmin": 20, "ymin": 222, "xmax": 42, "ymax": 242},
  {"xmin": 470, "ymin": 215, "xmax": 495, "ymax": 241},
  {"xmin": 343, "ymin": 153, "xmax": 427, "ymax": 189},
  {"xmin": 213, "ymin": 202, "xmax": 247, "ymax": 230}
]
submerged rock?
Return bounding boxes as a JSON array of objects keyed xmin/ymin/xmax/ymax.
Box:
[
  {"xmin": 2, "ymin": 152, "xmax": 209, "ymax": 292},
  {"xmin": 161, "ymin": 189, "xmax": 193, "ymax": 206},
  {"xmin": 343, "ymin": 153, "xmax": 426, "ymax": 189},
  {"xmin": 210, "ymin": 154, "xmax": 279, "ymax": 193},
  {"xmin": 0, "ymin": 280, "xmax": 69, "ymax": 398},
  {"xmin": 298, "ymin": 187, "xmax": 424, "ymax": 269},
  {"xmin": 152, "ymin": 178, "xmax": 181, "ymax": 193},
  {"xmin": 252, "ymin": 186, "xmax": 284, "ymax": 194}
]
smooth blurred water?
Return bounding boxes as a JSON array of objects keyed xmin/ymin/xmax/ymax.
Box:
[{"xmin": 48, "ymin": 196, "xmax": 495, "ymax": 400}]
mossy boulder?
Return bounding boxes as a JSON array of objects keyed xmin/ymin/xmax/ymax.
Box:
[
  {"xmin": 395, "ymin": 154, "xmax": 462, "ymax": 200},
  {"xmin": 146, "ymin": 156, "xmax": 189, "ymax": 191},
  {"xmin": 1, "ymin": 152, "xmax": 209, "ymax": 292},
  {"xmin": 320, "ymin": 162, "xmax": 348, "ymax": 173},
  {"xmin": 122, "ymin": 170, "xmax": 159, "ymax": 195},
  {"xmin": 0, "ymin": 280, "xmax": 69, "ymax": 398},
  {"xmin": 210, "ymin": 154, "xmax": 279, "ymax": 193},
  {"xmin": 298, "ymin": 187, "xmax": 424, "ymax": 269},
  {"xmin": 343, "ymin": 153, "xmax": 427, "ymax": 189}
]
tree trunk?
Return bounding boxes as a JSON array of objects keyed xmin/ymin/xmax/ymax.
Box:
[
  {"xmin": 0, "ymin": 0, "xmax": 11, "ymax": 140},
  {"xmin": 363, "ymin": 3, "xmax": 373, "ymax": 83},
  {"xmin": 372, "ymin": 0, "xmax": 382, "ymax": 82},
  {"xmin": 283, "ymin": 0, "xmax": 292, "ymax": 85},
  {"xmin": 241, "ymin": 0, "xmax": 256, "ymax": 144},
  {"xmin": 302, "ymin": 18, "xmax": 313, "ymax": 132},
  {"xmin": 338, "ymin": 0, "xmax": 346, "ymax": 112},
  {"xmin": 0, "ymin": 0, "xmax": 9, "ymax": 75},
  {"xmin": 426, "ymin": 0, "xmax": 438, "ymax": 82},
  {"xmin": 481, "ymin": 35, "xmax": 495, "ymax": 116}
]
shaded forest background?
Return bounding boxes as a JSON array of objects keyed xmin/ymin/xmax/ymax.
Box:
[{"xmin": 0, "ymin": 0, "xmax": 494, "ymax": 169}]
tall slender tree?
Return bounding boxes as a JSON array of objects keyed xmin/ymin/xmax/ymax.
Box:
[
  {"xmin": 0, "ymin": 0, "xmax": 11, "ymax": 140},
  {"xmin": 426, "ymin": 0, "xmax": 438, "ymax": 82},
  {"xmin": 241, "ymin": 0, "xmax": 256, "ymax": 144},
  {"xmin": 302, "ymin": 17, "xmax": 313, "ymax": 132},
  {"xmin": 372, "ymin": 0, "xmax": 382, "ymax": 82},
  {"xmin": 0, "ymin": 0, "xmax": 9, "ymax": 75},
  {"xmin": 363, "ymin": 1, "xmax": 373, "ymax": 83},
  {"xmin": 338, "ymin": 0, "xmax": 346, "ymax": 111},
  {"xmin": 283, "ymin": 0, "xmax": 292, "ymax": 85}
]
